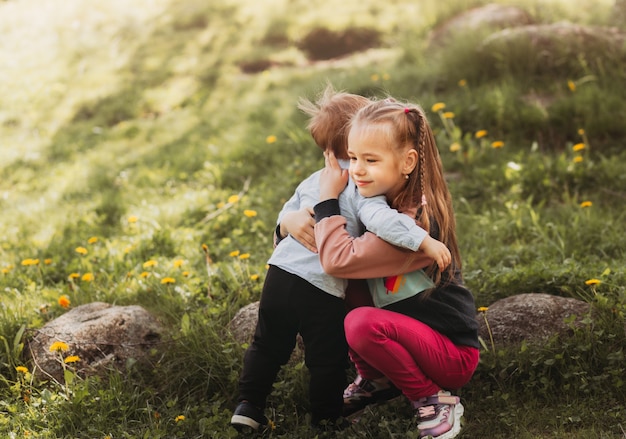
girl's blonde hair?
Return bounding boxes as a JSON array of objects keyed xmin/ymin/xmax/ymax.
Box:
[
  {"xmin": 350, "ymin": 98, "xmax": 461, "ymax": 285},
  {"xmin": 298, "ymin": 84, "xmax": 371, "ymax": 160}
]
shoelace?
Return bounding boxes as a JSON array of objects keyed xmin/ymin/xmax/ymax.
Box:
[{"xmin": 417, "ymin": 404, "xmax": 450, "ymax": 421}]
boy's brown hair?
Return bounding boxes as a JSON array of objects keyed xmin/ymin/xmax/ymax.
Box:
[{"xmin": 298, "ymin": 84, "xmax": 370, "ymax": 160}]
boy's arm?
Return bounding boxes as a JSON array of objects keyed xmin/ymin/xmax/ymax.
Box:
[{"xmin": 355, "ymin": 192, "xmax": 426, "ymax": 251}]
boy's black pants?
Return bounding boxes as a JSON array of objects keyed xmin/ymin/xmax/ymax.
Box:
[{"xmin": 237, "ymin": 265, "xmax": 349, "ymax": 423}]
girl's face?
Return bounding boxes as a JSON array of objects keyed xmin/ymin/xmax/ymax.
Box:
[{"xmin": 347, "ymin": 123, "xmax": 415, "ymax": 201}]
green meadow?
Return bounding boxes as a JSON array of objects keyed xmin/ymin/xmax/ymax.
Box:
[{"xmin": 1, "ymin": 0, "xmax": 624, "ymax": 437}]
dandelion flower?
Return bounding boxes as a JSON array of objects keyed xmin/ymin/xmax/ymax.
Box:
[
  {"xmin": 573, "ymin": 156, "xmax": 583, "ymax": 163},
  {"xmin": 143, "ymin": 259, "xmax": 158, "ymax": 268},
  {"xmin": 75, "ymin": 247, "xmax": 88, "ymax": 255},
  {"xmin": 49, "ymin": 341, "xmax": 69, "ymax": 352},
  {"xmin": 128, "ymin": 215, "xmax": 138, "ymax": 223},
  {"xmin": 431, "ymin": 102, "xmax": 446, "ymax": 112},
  {"xmin": 572, "ymin": 143, "xmax": 585, "ymax": 152},
  {"xmin": 475, "ymin": 130, "xmax": 488, "ymax": 139},
  {"xmin": 87, "ymin": 236, "xmax": 98, "ymax": 244},
  {"xmin": 266, "ymin": 135, "xmax": 277, "ymax": 144},
  {"xmin": 443, "ymin": 112, "xmax": 455, "ymax": 119},
  {"xmin": 64, "ymin": 355, "xmax": 80, "ymax": 364},
  {"xmin": 2, "ymin": 267, "xmax": 11, "ymax": 274},
  {"xmin": 68, "ymin": 273, "xmax": 80, "ymax": 280},
  {"xmin": 585, "ymin": 279, "xmax": 601, "ymax": 285},
  {"xmin": 175, "ymin": 415, "xmax": 185, "ymax": 422},
  {"xmin": 382, "ymin": 73, "xmax": 390, "ymax": 80},
  {"xmin": 250, "ymin": 274, "xmax": 259, "ymax": 281},
  {"xmin": 202, "ymin": 243, "xmax": 209, "ymax": 253},
  {"xmin": 58, "ymin": 295, "xmax": 71, "ymax": 309},
  {"xmin": 81, "ymin": 273, "xmax": 94, "ymax": 282},
  {"xmin": 44, "ymin": 258, "xmax": 52, "ymax": 265},
  {"xmin": 229, "ymin": 250, "xmax": 240, "ymax": 257},
  {"xmin": 578, "ymin": 128, "xmax": 585, "ymax": 136},
  {"xmin": 173, "ymin": 259, "xmax": 184, "ymax": 268},
  {"xmin": 477, "ymin": 307, "xmax": 489, "ymax": 313},
  {"xmin": 216, "ymin": 202, "xmax": 225, "ymax": 208},
  {"xmin": 228, "ymin": 195, "xmax": 240, "ymax": 204},
  {"xmin": 371, "ymin": 73, "xmax": 379, "ymax": 82},
  {"xmin": 567, "ymin": 80, "xmax": 576, "ymax": 92},
  {"xmin": 580, "ymin": 201, "xmax": 592, "ymax": 208},
  {"xmin": 140, "ymin": 271, "xmax": 150, "ymax": 278},
  {"xmin": 16, "ymin": 366, "xmax": 29, "ymax": 374},
  {"xmin": 239, "ymin": 253, "xmax": 250, "ymax": 260},
  {"xmin": 449, "ymin": 143, "xmax": 461, "ymax": 152},
  {"xmin": 161, "ymin": 277, "xmax": 176, "ymax": 284},
  {"xmin": 458, "ymin": 79, "xmax": 467, "ymax": 87},
  {"xmin": 491, "ymin": 141, "xmax": 504, "ymax": 149},
  {"xmin": 243, "ymin": 209, "xmax": 257, "ymax": 217},
  {"xmin": 21, "ymin": 258, "xmax": 39, "ymax": 266},
  {"xmin": 182, "ymin": 271, "xmax": 190, "ymax": 277}
]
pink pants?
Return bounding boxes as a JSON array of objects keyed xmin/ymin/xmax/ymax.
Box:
[{"xmin": 345, "ymin": 307, "xmax": 479, "ymax": 401}]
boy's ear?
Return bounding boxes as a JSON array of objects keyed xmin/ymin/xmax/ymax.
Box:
[{"xmin": 402, "ymin": 149, "xmax": 418, "ymax": 175}]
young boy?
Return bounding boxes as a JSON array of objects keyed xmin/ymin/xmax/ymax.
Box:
[{"xmin": 230, "ymin": 85, "xmax": 448, "ymax": 432}]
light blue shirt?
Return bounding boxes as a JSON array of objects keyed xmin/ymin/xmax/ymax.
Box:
[{"xmin": 268, "ymin": 160, "xmax": 428, "ymax": 298}]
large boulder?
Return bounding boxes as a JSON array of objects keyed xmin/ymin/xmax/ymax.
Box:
[
  {"xmin": 477, "ymin": 293, "xmax": 590, "ymax": 348},
  {"xmin": 28, "ymin": 302, "xmax": 164, "ymax": 383}
]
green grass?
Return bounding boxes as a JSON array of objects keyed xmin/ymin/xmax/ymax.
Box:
[{"xmin": 1, "ymin": 0, "xmax": 625, "ymax": 437}]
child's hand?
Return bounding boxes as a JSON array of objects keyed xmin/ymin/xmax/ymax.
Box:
[
  {"xmin": 319, "ymin": 151, "xmax": 349, "ymax": 200},
  {"xmin": 420, "ymin": 235, "xmax": 451, "ymax": 271},
  {"xmin": 280, "ymin": 208, "xmax": 317, "ymax": 253}
]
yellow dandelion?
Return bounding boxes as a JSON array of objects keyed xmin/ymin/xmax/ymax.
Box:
[
  {"xmin": 243, "ymin": 209, "xmax": 257, "ymax": 217},
  {"xmin": 228, "ymin": 194, "xmax": 240, "ymax": 204},
  {"xmin": 572, "ymin": 143, "xmax": 585, "ymax": 152},
  {"xmin": 128, "ymin": 215, "xmax": 138, "ymax": 223},
  {"xmin": 143, "ymin": 259, "xmax": 158, "ymax": 268},
  {"xmin": 458, "ymin": 79, "xmax": 467, "ymax": 87},
  {"xmin": 250, "ymin": 274, "xmax": 259, "ymax": 281},
  {"xmin": 573, "ymin": 156, "xmax": 583, "ymax": 163},
  {"xmin": 449, "ymin": 143, "xmax": 461, "ymax": 153},
  {"xmin": 239, "ymin": 253, "xmax": 250, "ymax": 260},
  {"xmin": 58, "ymin": 295, "xmax": 71, "ymax": 309},
  {"xmin": 75, "ymin": 247, "xmax": 88, "ymax": 255},
  {"xmin": 16, "ymin": 366, "xmax": 29, "ymax": 374},
  {"xmin": 161, "ymin": 277, "xmax": 176, "ymax": 284},
  {"xmin": 371, "ymin": 73, "xmax": 380, "ymax": 82},
  {"xmin": 44, "ymin": 258, "xmax": 52, "ymax": 265},
  {"xmin": 491, "ymin": 141, "xmax": 504, "ymax": 149},
  {"xmin": 578, "ymin": 128, "xmax": 585, "ymax": 136},
  {"xmin": 580, "ymin": 201, "xmax": 592, "ymax": 208},
  {"xmin": 567, "ymin": 80, "xmax": 576, "ymax": 92},
  {"xmin": 202, "ymin": 243, "xmax": 209, "ymax": 253},
  {"xmin": 2, "ymin": 267, "xmax": 11, "ymax": 274},
  {"xmin": 431, "ymin": 102, "xmax": 446, "ymax": 112},
  {"xmin": 585, "ymin": 278, "xmax": 601, "ymax": 285},
  {"xmin": 475, "ymin": 130, "xmax": 488, "ymax": 139},
  {"xmin": 443, "ymin": 112, "xmax": 455, "ymax": 119},
  {"xmin": 140, "ymin": 271, "xmax": 150, "ymax": 278},
  {"xmin": 173, "ymin": 259, "xmax": 184, "ymax": 268},
  {"xmin": 229, "ymin": 250, "xmax": 240, "ymax": 257},
  {"xmin": 477, "ymin": 307, "xmax": 489, "ymax": 313},
  {"xmin": 64, "ymin": 355, "xmax": 80, "ymax": 364},
  {"xmin": 49, "ymin": 341, "xmax": 69, "ymax": 352},
  {"xmin": 382, "ymin": 73, "xmax": 390, "ymax": 80},
  {"xmin": 68, "ymin": 273, "xmax": 80, "ymax": 280},
  {"xmin": 182, "ymin": 271, "xmax": 190, "ymax": 277},
  {"xmin": 266, "ymin": 135, "xmax": 277, "ymax": 144},
  {"xmin": 175, "ymin": 415, "xmax": 185, "ymax": 422},
  {"xmin": 21, "ymin": 258, "xmax": 38, "ymax": 266},
  {"xmin": 81, "ymin": 272, "xmax": 94, "ymax": 282},
  {"xmin": 216, "ymin": 201, "xmax": 225, "ymax": 208},
  {"xmin": 87, "ymin": 236, "xmax": 98, "ymax": 244}
]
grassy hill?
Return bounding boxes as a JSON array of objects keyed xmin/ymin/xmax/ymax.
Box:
[{"xmin": 1, "ymin": 0, "xmax": 624, "ymax": 437}]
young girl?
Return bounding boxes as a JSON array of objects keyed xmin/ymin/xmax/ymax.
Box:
[{"xmin": 313, "ymin": 98, "xmax": 480, "ymax": 439}]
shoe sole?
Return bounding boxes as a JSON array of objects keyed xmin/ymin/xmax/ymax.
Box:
[
  {"xmin": 231, "ymin": 414, "xmax": 263, "ymax": 431},
  {"xmin": 420, "ymin": 402, "xmax": 464, "ymax": 439}
]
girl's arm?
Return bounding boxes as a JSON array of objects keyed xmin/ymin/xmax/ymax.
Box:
[{"xmin": 314, "ymin": 199, "xmax": 434, "ymax": 279}]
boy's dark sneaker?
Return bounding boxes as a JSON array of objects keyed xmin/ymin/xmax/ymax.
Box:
[
  {"xmin": 342, "ymin": 375, "xmax": 402, "ymax": 418},
  {"xmin": 230, "ymin": 401, "xmax": 268, "ymax": 432}
]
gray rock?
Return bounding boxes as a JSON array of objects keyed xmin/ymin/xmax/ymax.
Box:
[
  {"xmin": 477, "ymin": 293, "xmax": 590, "ymax": 348},
  {"xmin": 27, "ymin": 302, "xmax": 164, "ymax": 383}
]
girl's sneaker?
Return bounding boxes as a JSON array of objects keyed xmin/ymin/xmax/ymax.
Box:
[
  {"xmin": 411, "ymin": 391, "xmax": 464, "ymax": 439},
  {"xmin": 342, "ymin": 375, "xmax": 402, "ymax": 418},
  {"xmin": 230, "ymin": 401, "xmax": 268, "ymax": 432}
]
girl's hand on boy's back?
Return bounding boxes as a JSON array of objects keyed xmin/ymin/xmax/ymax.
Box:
[
  {"xmin": 280, "ymin": 208, "xmax": 318, "ymax": 253},
  {"xmin": 419, "ymin": 235, "xmax": 451, "ymax": 272},
  {"xmin": 319, "ymin": 151, "xmax": 349, "ymax": 201}
]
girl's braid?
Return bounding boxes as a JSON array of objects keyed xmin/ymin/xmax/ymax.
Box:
[{"xmin": 417, "ymin": 110, "xmax": 427, "ymax": 206}]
